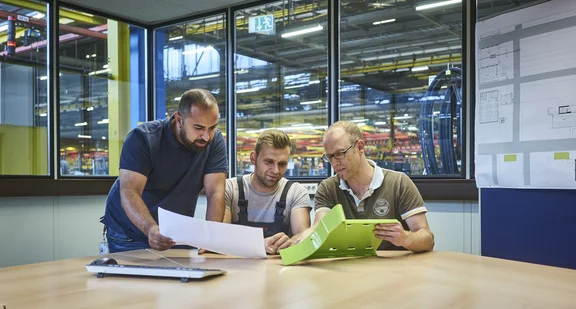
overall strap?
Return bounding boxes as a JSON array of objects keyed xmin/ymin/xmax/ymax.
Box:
[
  {"xmin": 274, "ymin": 180, "xmax": 294, "ymax": 233},
  {"xmin": 237, "ymin": 176, "xmax": 249, "ymax": 223}
]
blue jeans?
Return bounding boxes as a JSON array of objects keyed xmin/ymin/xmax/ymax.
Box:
[
  {"xmin": 106, "ymin": 227, "xmax": 196, "ymax": 253},
  {"xmin": 106, "ymin": 227, "xmax": 150, "ymax": 253}
]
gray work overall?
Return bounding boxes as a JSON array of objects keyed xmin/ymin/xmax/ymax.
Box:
[{"xmin": 235, "ymin": 176, "xmax": 294, "ymax": 238}]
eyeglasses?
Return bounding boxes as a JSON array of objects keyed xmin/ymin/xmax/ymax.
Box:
[{"xmin": 321, "ymin": 140, "xmax": 358, "ymax": 163}]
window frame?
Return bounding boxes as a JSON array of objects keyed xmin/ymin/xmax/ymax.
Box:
[{"xmin": 0, "ymin": 0, "xmax": 478, "ymax": 200}]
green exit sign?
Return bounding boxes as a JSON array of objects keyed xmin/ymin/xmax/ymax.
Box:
[{"xmin": 249, "ymin": 15, "xmax": 275, "ymax": 34}]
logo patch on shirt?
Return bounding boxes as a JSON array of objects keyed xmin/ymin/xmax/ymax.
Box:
[{"xmin": 373, "ymin": 198, "xmax": 390, "ymax": 216}]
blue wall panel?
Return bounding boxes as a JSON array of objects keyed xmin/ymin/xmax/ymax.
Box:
[{"xmin": 481, "ymin": 188, "xmax": 576, "ymax": 269}]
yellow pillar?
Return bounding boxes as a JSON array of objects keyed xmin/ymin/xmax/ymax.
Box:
[{"xmin": 107, "ymin": 20, "xmax": 130, "ymax": 177}]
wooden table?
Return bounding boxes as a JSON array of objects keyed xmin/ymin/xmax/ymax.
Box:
[{"xmin": 1, "ymin": 250, "xmax": 576, "ymax": 308}]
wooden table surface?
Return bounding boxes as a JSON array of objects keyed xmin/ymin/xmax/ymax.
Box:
[{"xmin": 1, "ymin": 250, "xmax": 576, "ymax": 308}]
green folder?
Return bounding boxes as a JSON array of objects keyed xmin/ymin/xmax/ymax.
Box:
[{"xmin": 279, "ymin": 204, "xmax": 399, "ymax": 266}]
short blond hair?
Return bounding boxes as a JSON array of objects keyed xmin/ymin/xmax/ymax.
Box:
[{"xmin": 255, "ymin": 129, "xmax": 291, "ymax": 156}]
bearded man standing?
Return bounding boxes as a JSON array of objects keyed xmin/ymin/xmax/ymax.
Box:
[{"xmin": 101, "ymin": 88, "xmax": 227, "ymax": 253}]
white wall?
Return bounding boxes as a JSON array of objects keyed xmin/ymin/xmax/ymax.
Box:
[{"xmin": 0, "ymin": 196, "xmax": 479, "ymax": 267}]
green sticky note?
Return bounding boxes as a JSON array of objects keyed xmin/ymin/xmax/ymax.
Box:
[
  {"xmin": 503, "ymin": 154, "xmax": 517, "ymax": 162},
  {"xmin": 554, "ymin": 152, "xmax": 570, "ymax": 160}
]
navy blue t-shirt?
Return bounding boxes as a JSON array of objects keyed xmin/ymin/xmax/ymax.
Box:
[{"xmin": 102, "ymin": 115, "xmax": 228, "ymax": 241}]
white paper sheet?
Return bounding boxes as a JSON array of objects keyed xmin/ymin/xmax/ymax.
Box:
[{"xmin": 158, "ymin": 207, "xmax": 267, "ymax": 258}]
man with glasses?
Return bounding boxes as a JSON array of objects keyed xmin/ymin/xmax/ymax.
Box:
[{"xmin": 297, "ymin": 121, "xmax": 434, "ymax": 252}]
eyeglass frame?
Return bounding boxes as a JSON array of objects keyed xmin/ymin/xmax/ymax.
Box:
[{"xmin": 321, "ymin": 140, "xmax": 359, "ymax": 163}]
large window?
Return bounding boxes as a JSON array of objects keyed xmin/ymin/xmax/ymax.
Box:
[
  {"xmin": 58, "ymin": 7, "xmax": 147, "ymax": 176},
  {"xmin": 154, "ymin": 13, "xmax": 227, "ymax": 137},
  {"xmin": 340, "ymin": 0, "xmax": 463, "ymax": 176},
  {"xmin": 235, "ymin": 0, "xmax": 329, "ymax": 177},
  {"xmin": 0, "ymin": 1, "xmax": 49, "ymax": 176},
  {"xmin": 477, "ymin": 0, "xmax": 548, "ymax": 20}
]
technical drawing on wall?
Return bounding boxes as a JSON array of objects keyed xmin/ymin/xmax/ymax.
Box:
[
  {"xmin": 549, "ymin": 105, "xmax": 576, "ymax": 133},
  {"xmin": 519, "ymin": 75, "xmax": 576, "ymax": 142},
  {"xmin": 479, "ymin": 88, "xmax": 513, "ymax": 124},
  {"xmin": 478, "ymin": 41, "xmax": 514, "ymax": 84},
  {"xmin": 475, "ymin": 0, "xmax": 576, "ymax": 189},
  {"xmin": 476, "ymin": 85, "xmax": 514, "ymax": 144}
]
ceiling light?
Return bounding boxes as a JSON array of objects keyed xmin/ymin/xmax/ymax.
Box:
[
  {"xmin": 416, "ymin": 0, "xmax": 461, "ymax": 11},
  {"xmin": 236, "ymin": 88, "xmax": 260, "ymax": 93},
  {"xmin": 88, "ymin": 69, "xmax": 109, "ymax": 76},
  {"xmin": 169, "ymin": 36, "xmax": 183, "ymax": 41},
  {"xmin": 40, "ymin": 113, "xmax": 48, "ymax": 117},
  {"xmin": 373, "ymin": 19, "xmax": 396, "ymax": 25},
  {"xmin": 300, "ymin": 100, "xmax": 322, "ymax": 105},
  {"xmin": 97, "ymin": 119, "xmax": 109, "ymax": 124},
  {"xmin": 285, "ymin": 84, "xmax": 308, "ymax": 89},
  {"xmin": 31, "ymin": 12, "xmax": 45, "ymax": 19},
  {"xmin": 234, "ymin": 69, "xmax": 249, "ymax": 74},
  {"xmin": 189, "ymin": 73, "xmax": 220, "ymax": 80},
  {"xmin": 369, "ymin": 3, "xmax": 392, "ymax": 7},
  {"xmin": 401, "ymin": 50, "xmax": 423, "ymax": 56},
  {"xmin": 360, "ymin": 53, "xmax": 400, "ymax": 62},
  {"xmin": 411, "ymin": 66, "xmax": 429, "ymax": 72},
  {"xmin": 59, "ymin": 18, "xmax": 75, "ymax": 24},
  {"xmin": 78, "ymin": 135, "xmax": 92, "ymax": 139},
  {"xmin": 87, "ymin": 107, "xmax": 94, "ymax": 111},
  {"xmin": 102, "ymin": 136, "xmax": 107, "ymax": 140},
  {"xmin": 308, "ymin": 80, "xmax": 321, "ymax": 84},
  {"xmin": 375, "ymin": 121, "xmax": 387, "ymax": 125},
  {"xmin": 39, "ymin": 76, "xmax": 48, "ymax": 80},
  {"xmin": 296, "ymin": 12, "xmax": 314, "ymax": 19},
  {"xmin": 281, "ymin": 25, "xmax": 323, "ymax": 38},
  {"xmin": 74, "ymin": 122, "xmax": 88, "ymax": 126}
]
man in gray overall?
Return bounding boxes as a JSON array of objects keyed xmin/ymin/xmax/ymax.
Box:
[{"xmin": 224, "ymin": 129, "xmax": 312, "ymax": 255}]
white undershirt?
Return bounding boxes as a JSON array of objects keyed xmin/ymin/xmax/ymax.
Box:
[{"xmin": 338, "ymin": 160, "xmax": 383, "ymax": 212}]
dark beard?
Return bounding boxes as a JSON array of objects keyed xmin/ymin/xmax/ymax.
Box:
[{"xmin": 179, "ymin": 128, "xmax": 211, "ymax": 152}]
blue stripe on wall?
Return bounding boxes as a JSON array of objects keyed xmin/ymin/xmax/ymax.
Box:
[{"xmin": 481, "ymin": 188, "xmax": 576, "ymax": 269}]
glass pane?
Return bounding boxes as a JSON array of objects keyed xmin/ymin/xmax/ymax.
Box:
[
  {"xmin": 0, "ymin": 1, "xmax": 48, "ymax": 175},
  {"xmin": 235, "ymin": 1, "xmax": 329, "ymax": 177},
  {"xmin": 154, "ymin": 14, "xmax": 227, "ymax": 140},
  {"xmin": 477, "ymin": 0, "xmax": 549, "ymax": 21},
  {"xmin": 58, "ymin": 7, "xmax": 147, "ymax": 176},
  {"xmin": 340, "ymin": 0, "xmax": 463, "ymax": 176}
]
